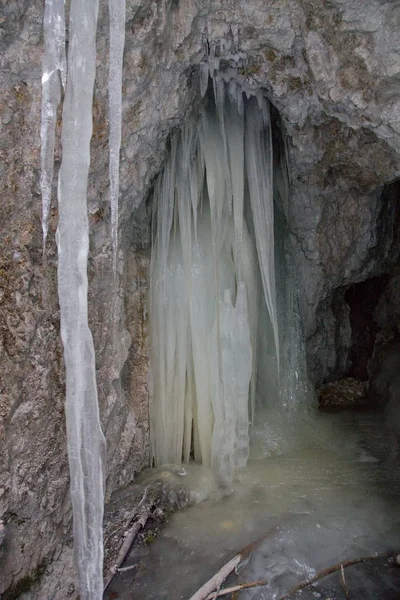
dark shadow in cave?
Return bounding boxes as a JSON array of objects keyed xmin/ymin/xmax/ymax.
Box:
[{"xmin": 345, "ymin": 273, "xmax": 390, "ymax": 381}]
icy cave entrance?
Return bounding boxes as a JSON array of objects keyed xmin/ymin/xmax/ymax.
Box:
[
  {"xmin": 148, "ymin": 82, "xmax": 312, "ymax": 486},
  {"xmin": 105, "ymin": 82, "xmax": 400, "ymax": 600}
]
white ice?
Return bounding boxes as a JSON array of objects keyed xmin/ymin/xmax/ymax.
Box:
[
  {"xmin": 56, "ymin": 0, "xmax": 106, "ymax": 597},
  {"xmin": 149, "ymin": 81, "xmax": 285, "ymax": 485},
  {"xmin": 40, "ymin": 0, "xmax": 66, "ymax": 251}
]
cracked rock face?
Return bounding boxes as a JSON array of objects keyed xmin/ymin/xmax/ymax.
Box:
[{"xmin": 1, "ymin": 0, "xmax": 400, "ymax": 595}]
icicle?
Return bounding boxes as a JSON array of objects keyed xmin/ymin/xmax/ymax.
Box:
[
  {"xmin": 210, "ymin": 289, "xmax": 237, "ymax": 486},
  {"xmin": 233, "ymin": 282, "xmax": 252, "ymax": 470},
  {"xmin": 56, "ymin": 0, "xmax": 106, "ymax": 597},
  {"xmin": 225, "ymin": 97, "xmax": 244, "ymax": 275},
  {"xmin": 183, "ymin": 340, "xmax": 195, "ymax": 463},
  {"xmin": 160, "ymin": 136, "xmax": 178, "ymax": 297},
  {"xmin": 244, "ymin": 96, "xmax": 280, "ymax": 367},
  {"xmin": 200, "ymin": 107, "xmax": 226, "ymax": 256},
  {"xmin": 200, "ymin": 61, "xmax": 209, "ymax": 97},
  {"xmin": 239, "ymin": 221, "xmax": 259, "ymax": 423},
  {"xmin": 108, "ymin": 0, "xmax": 126, "ymax": 273},
  {"xmin": 41, "ymin": 0, "xmax": 66, "ymax": 251},
  {"xmin": 189, "ymin": 207, "xmax": 218, "ymax": 465}
]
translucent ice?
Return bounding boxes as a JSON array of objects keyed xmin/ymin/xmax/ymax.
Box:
[
  {"xmin": 40, "ymin": 0, "xmax": 66, "ymax": 250},
  {"xmin": 56, "ymin": 0, "xmax": 106, "ymax": 596}
]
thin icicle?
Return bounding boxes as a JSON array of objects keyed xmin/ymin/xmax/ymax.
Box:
[
  {"xmin": 41, "ymin": 0, "xmax": 66, "ymax": 251},
  {"xmin": 239, "ymin": 221, "xmax": 259, "ymax": 423},
  {"xmin": 225, "ymin": 97, "xmax": 244, "ymax": 275},
  {"xmin": 56, "ymin": 0, "xmax": 106, "ymax": 597},
  {"xmin": 233, "ymin": 282, "xmax": 252, "ymax": 470},
  {"xmin": 210, "ymin": 289, "xmax": 237, "ymax": 486},
  {"xmin": 244, "ymin": 96, "xmax": 280, "ymax": 367},
  {"xmin": 200, "ymin": 62, "xmax": 209, "ymax": 97},
  {"xmin": 108, "ymin": 0, "xmax": 126, "ymax": 273}
]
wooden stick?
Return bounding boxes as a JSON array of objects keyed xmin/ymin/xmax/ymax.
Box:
[
  {"xmin": 103, "ymin": 489, "xmax": 155, "ymax": 591},
  {"xmin": 188, "ymin": 555, "xmax": 242, "ymax": 600},
  {"xmin": 340, "ymin": 563, "xmax": 350, "ymax": 599},
  {"xmin": 279, "ymin": 552, "xmax": 393, "ymax": 600},
  {"xmin": 188, "ymin": 526, "xmax": 279, "ymax": 600},
  {"xmin": 205, "ymin": 579, "xmax": 268, "ymax": 599}
]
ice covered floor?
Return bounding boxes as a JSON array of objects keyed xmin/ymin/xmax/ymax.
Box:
[{"xmin": 105, "ymin": 409, "xmax": 400, "ymax": 599}]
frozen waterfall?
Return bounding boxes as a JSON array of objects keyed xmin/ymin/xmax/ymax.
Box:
[{"xmin": 149, "ymin": 84, "xmax": 291, "ymax": 485}]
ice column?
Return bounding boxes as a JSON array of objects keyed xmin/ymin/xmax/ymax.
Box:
[
  {"xmin": 40, "ymin": 0, "xmax": 66, "ymax": 250},
  {"xmin": 108, "ymin": 0, "xmax": 126, "ymax": 272},
  {"xmin": 233, "ymin": 282, "xmax": 252, "ymax": 470},
  {"xmin": 150, "ymin": 92, "xmax": 258, "ymax": 485},
  {"xmin": 245, "ymin": 96, "xmax": 280, "ymax": 365},
  {"xmin": 56, "ymin": 0, "xmax": 106, "ymax": 597}
]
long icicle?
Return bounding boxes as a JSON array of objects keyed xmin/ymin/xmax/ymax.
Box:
[
  {"xmin": 56, "ymin": 0, "xmax": 106, "ymax": 596},
  {"xmin": 41, "ymin": 0, "xmax": 66, "ymax": 252},
  {"xmin": 244, "ymin": 96, "xmax": 280, "ymax": 368},
  {"xmin": 108, "ymin": 0, "xmax": 126, "ymax": 273}
]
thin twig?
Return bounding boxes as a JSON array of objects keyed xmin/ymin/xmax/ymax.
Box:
[
  {"xmin": 206, "ymin": 579, "xmax": 268, "ymax": 599},
  {"xmin": 341, "ymin": 563, "xmax": 350, "ymax": 599},
  {"xmin": 279, "ymin": 552, "xmax": 394, "ymax": 600}
]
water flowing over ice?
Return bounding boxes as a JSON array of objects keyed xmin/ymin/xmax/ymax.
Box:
[
  {"xmin": 56, "ymin": 0, "xmax": 106, "ymax": 597},
  {"xmin": 40, "ymin": 0, "xmax": 66, "ymax": 251},
  {"xmin": 149, "ymin": 82, "xmax": 284, "ymax": 485},
  {"xmin": 108, "ymin": 0, "xmax": 126, "ymax": 273}
]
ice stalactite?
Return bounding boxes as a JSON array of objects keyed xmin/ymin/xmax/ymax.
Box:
[
  {"xmin": 244, "ymin": 96, "xmax": 279, "ymax": 368},
  {"xmin": 108, "ymin": 0, "xmax": 126, "ymax": 273},
  {"xmin": 56, "ymin": 0, "xmax": 106, "ymax": 597},
  {"xmin": 40, "ymin": 0, "xmax": 66, "ymax": 251},
  {"xmin": 149, "ymin": 52, "xmax": 311, "ymax": 483},
  {"xmin": 150, "ymin": 85, "xmax": 266, "ymax": 486},
  {"xmin": 41, "ymin": 0, "xmax": 128, "ymax": 595}
]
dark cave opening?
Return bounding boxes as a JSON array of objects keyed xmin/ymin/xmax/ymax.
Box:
[
  {"xmin": 317, "ymin": 180, "xmax": 400, "ymax": 410},
  {"xmin": 345, "ymin": 274, "xmax": 390, "ymax": 382}
]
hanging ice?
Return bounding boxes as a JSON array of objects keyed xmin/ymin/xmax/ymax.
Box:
[
  {"xmin": 56, "ymin": 0, "xmax": 106, "ymax": 597},
  {"xmin": 233, "ymin": 282, "xmax": 252, "ymax": 470},
  {"xmin": 148, "ymin": 50, "xmax": 314, "ymax": 482},
  {"xmin": 149, "ymin": 87, "xmax": 267, "ymax": 485},
  {"xmin": 108, "ymin": 0, "xmax": 126, "ymax": 272},
  {"xmin": 244, "ymin": 96, "xmax": 280, "ymax": 366},
  {"xmin": 40, "ymin": 0, "xmax": 66, "ymax": 251}
]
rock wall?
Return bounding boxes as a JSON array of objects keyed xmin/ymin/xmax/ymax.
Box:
[{"xmin": 0, "ymin": 0, "xmax": 400, "ymax": 595}]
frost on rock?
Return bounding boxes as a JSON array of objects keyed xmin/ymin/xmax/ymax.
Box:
[
  {"xmin": 40, "ymin": 0, "xmax": 66, "ymax": 251},
  {"xmin": 56, "ymin": 0, "xmax": 106, "ymax": 597},
  {"xmin": 108, "ymin": 0, "xmax": 126, "ymax": 273}
]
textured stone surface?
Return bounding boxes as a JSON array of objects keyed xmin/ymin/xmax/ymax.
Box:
[{"xmin": 1, "ymin": 0, "xmax": 400, "ymax": 596}]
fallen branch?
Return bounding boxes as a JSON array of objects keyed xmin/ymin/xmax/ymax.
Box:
[
  {"xmin": 205, "ymin": 579, "xmax": 268, "ymax": 599},
  {"xmin": 188, "ymin": 526, "xmax": 279, "ymax": 600},
  {"xmin": 188, "ymin": 555, "xmax": 242, "ymax": 600},
  {"xmin": 103, "ymin": 488, "xmax": 157, "ymax": 591},
  {"xmin": 279, "ymin": 552, "xmax": 394, "ymax": 599}
]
